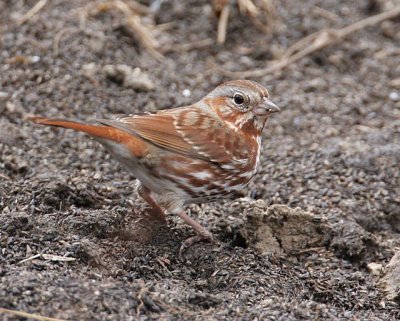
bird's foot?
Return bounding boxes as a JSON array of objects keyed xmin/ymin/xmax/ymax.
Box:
[{"xmin": 178, "ymin": 230, "xmax": 216, "ymax": 259}]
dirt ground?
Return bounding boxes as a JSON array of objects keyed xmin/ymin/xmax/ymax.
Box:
[{"xmin": 1, "ymin": 0, "xmax": 400, "ymax": 320}]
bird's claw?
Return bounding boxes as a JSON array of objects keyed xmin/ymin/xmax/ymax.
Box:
[{"xmin": 178, "ymin": 232, "xmax": 216, "ymax": 259}]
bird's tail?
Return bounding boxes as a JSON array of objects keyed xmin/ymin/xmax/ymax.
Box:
[
  {"xmin": 29, "ymin": 116, "xmax": 148, "ymax": 157},
  {"xmin": 29, "ymin": 116, "xmax": 130, "ymax": 141}
]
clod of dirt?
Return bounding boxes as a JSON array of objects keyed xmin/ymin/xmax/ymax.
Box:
[
  {"xmin": 102, "ymin": 64, "xmax": 154, "ymax": 91},
  {"xmin": 368, "ymin": 262, "xmax": 384, "ymax": 276},
  {"xmin": 379, "ymin": 251, "xmax": 400, "ymax": 302},
  {"xmin": 330, "ymin": 219, "xmax": 378, "ymax": 261},
  {"xmin": 240, "ymin": 202, "xmax": 331, "ymax": 256}
]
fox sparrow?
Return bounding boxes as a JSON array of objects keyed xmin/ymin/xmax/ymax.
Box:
[{"xmin": 30, "ymin": 80, "xmax": 280, "ymax": 254}]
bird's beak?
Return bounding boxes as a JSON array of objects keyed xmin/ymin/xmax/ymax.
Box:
[{"xmin": 254, "ymin": 98, "xmax": 280, "ymax": 116}]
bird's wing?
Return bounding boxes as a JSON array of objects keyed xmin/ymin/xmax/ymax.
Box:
[
  {"xmin": 97, "ymin": 107, "xmax": 247, "ymax": 165},
  {"xmin": 169, "ymin": 107, "xmax": 249, "ymax": 165}
]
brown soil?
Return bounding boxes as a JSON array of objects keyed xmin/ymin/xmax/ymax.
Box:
[{"xmin": 1, "ymin": 0, "xmax": 400, "ymax": 320}]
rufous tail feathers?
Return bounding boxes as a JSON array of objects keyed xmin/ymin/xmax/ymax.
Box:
[
  {"xmin": 29, "ymin": 116, "xmax": 148, "ymax": 157},
  {"xmin": 29, "ymin": 117, "xmax": 122, "ymax": 140}
]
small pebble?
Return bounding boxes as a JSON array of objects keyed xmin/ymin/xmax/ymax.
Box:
[
  {"xmin": 182, "ymin": 89, "xmax": 191, "ymax": 97},
  {"xmin": 30, "ymin": 56, "xmax": 41, "ymax": 63},
  {"xmin": 103, "ymin": 64, "xmax": 154, "ymax": 91},
  {"xmin": 367, "ymin": 262, "xmax": 383, "ymax": 276},
  {"xmin": 82, "ymin": 62, "xmax": 98, "ymax": 80},
  {"xmin": 389, "ymin": 92, "xmax": 399, "ymax": 101}
]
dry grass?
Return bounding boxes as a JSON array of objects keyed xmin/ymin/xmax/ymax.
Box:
[
  {"xmin": 0, "ymin": 308, "xmax": 67, "ymax": 321},
  {"xmin": 220, "ymin": 5, "xmax": 400, "ymax": 77},
  {"xmin": 83, "ymin": 0, "xmax": 162, "ymax": 59},
  {"xmin": 16, "ymin": 0, "xmax": 48, "ymax": 25},
  {"xmin": 213, "ymin": 0, "xmax": 279, "ymax": 44}
]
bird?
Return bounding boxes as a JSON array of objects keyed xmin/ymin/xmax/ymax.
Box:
[{"xmin": 29, "ymin": 80, "xmax": 280, "ymax": 255}]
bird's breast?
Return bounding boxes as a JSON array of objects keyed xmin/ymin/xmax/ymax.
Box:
[{"xmin": 152, "ymin": 152, "xmax": 258, "ymax": 202}]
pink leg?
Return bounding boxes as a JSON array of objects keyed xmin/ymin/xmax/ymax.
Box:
[
  {"xmin": 137, "ymin": 184, "xmax": 167, "ymax": 222},
  {"xmin": 137, "ymin": 184, "xmax": 215, "ymax": 256}
]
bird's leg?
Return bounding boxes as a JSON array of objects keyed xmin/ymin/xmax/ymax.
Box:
[
  {"xmin": 175, "ymin": 211, "xmax": 215, "ymax": 257},
  {"xmin": 136, "ymin": 184, "xmax": 167, "ymax": 223},
  {"xmin": 137, "ymin": 184, "xmax": 215, "ymax": 255}
]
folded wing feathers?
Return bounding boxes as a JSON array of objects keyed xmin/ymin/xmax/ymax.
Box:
[
  {"xmin": 118, "ymin": 114, "xmax": 208, "ymax": 160},
  {"xmin": 98, "ymin": 109, "xmax": 248, "ymax": 167}
]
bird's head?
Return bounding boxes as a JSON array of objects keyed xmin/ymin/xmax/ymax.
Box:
[{"xmin": 203, "ymin": 80, "xmax": 280, "ymax": 136}]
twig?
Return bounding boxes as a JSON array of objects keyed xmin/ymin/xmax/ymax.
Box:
[
  {"xmin": 111, "ymin": 0, "xmax": 163, "ymax": 60},
  {"xmin": 162, "ymin": 38, "xmax": 214, "ymax": 53},
  {"xmin": 136, "ymin": 285, "xmax": 148, "ymax": 318},
  {"xmin": 0, "ymin": 173, "xmax": 10, "ymax": 180},
  {"xmin": 41, "ymin": 254, "xmax": 76, "ymax": 262},
  {"xmin": 125, "ymin": 0, "xmax": 152, "ymax": 15},
  {"xmin": 253, "ymin": 0, "xmax": 280, "ymax": 34},
  {"xmin": 217, "ymin": 4, "xmax": 230, "ymax": 44},
  {"xmin": 77, "ymin": 10, "xmax": 87, "ymax": 30},
  {"xmin": 312, "ymin": 6, "xmax": 340, "ymax": 22},
  {"xmin": 154, "ymin": 21, "xmax": 176, "ymax": 32},
  {"xmin": 53, "ymin": 27, "xmax": 79, "ymax": 55},
  {"xmin": 17, "ymin": 0, "xmax": 48, "ymax": 25},
  {"xmin": 82, "ymin": 0, "xmax": 161, "ymax": 59},
  {"xmin": 339, "ymin": 7, "xmax": 400, "ymax": 35},
  {"xmin": 18, "ymin": 253, "xmax": 76, "ymax": 264},
  {"xmin": 238, "ymin": 0, "xmax": 259, "ymax": 16},
  {"xmin": 17, "ymin": 253, "xmax": 41, "ymax": 264},
  {"xmin": 297, "ymin": 246, "xmax": 326, "ymax": 254},
  {"xmin": 374, "ymin": 48, "xmax": 400, "ymax": 59},
  {"xmin": 0, "ymin": 308, "xmax": 66, "ymax": 321},
  {"xmin": 220, "ymin": 6, "xmax": 400, "ymax": 78},
  {"xmin": 280, "ymin": 29, "xmax": 327, "ymax": 61}
]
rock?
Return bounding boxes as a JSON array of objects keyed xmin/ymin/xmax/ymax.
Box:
[
  {"xmin": 379, "ymin": 251, "xmax": 400, "ymax": 302},
  {"xmin": 87, "ymin": 31, "xmax": 106, "ymax": 53},
  {"xmin": 82, "ymin": 62, "xmax": 98, "ymax": 80},
  {"xmin": 240, "ymin": 202, "xmax": 331, "ymax": 256},
  {"xmin": 367, "ymin": 262, "xmax": 383, "ymax": 276},
  {"xmin": 102, "ymin": 64, "xmax": 154, "ymax": 91},
  {"xmin": 389, "ymin": 78, "xmax": 400, "ymax": 89},
  {"xmin": 389, "ymin": 91, "xmax": 399, "ymax": 102}
]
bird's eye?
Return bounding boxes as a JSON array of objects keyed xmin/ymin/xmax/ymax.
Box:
[{"xmin": 233, "ymin": 93, "xmax": 245, "ymax": 105}]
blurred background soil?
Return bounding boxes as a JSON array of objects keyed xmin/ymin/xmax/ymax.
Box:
[{"xmin": 1, "ymin": 0, "xmax": 400, "ymax": 320}]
